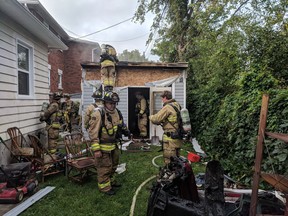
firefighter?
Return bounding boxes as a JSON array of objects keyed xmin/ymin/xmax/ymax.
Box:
[
  {"xmin": 100, "ymin": 44, "xmax": 119, "ymax": 92},
  {"xmin": 62, "ymin": 93, "xmax": 76, "ymax": 132},
  {"xmin": 135, "ymin": 92, "xmax": 148, "ymax": 140},
  {"xmin": 49, "ymin": 92, "xmax": 53, "ymax": 103},
  {"xmin": 84, "ymin": 89, "xmax": 103, "ymax": 131},
  {"xmin": 40, "ymin": 92, "xmax": 62, "ymax": 154},
  {"xmin": 149, "ymin": 91, "xmax": 183, "ymax": 165},
  {"xmin": 88, "ymin": 91, "xmax": 130, "ymax": 195}
]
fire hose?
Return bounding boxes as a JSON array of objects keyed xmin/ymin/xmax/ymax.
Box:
[{"xmin": 129, "ymin": 155, "xmax": 162, "ymax": 216}]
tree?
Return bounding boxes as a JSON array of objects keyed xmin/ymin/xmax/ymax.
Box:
[
  {"xmin": 135, "ymin": 0, "xmax": 288, "ymax": 184},
  {"xmin": 118, "ymin": 49, "xmax": 149, "ymax": 62}
]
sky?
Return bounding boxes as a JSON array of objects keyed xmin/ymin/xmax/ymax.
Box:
[{"xmin": 39, "ymin": 0, "xmax": 159, "ymax": 61}]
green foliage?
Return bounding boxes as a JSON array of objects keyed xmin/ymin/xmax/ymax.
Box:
[
  {"xmin": 135, "ymin": 0, "xmax": 288, "ymax": 186},
  {"xmin": 118, "ymin": 49, "xmax": 149, "ymax": 62}
]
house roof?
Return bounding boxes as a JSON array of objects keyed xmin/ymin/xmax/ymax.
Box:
[
  {"xmin": 0, "ymin": 0, "xmax": 68, "ymax": 50},
  {"xmin": 81, "ymin": 61, "xmax": 188, "ymax": 69},
  {"xmin": 69, "ymin": 37, "xmax": 100, "ymax": 45},
  {"xmin": 20, "ymin": 0, "xmax": 70, "ymax": 41}
]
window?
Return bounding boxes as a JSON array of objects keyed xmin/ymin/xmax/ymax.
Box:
[
  {"xmin": 58, "ymin": 69, "xmax": 63, "ymax": 89},
  {"xmin": 92, "ymin": 48, "xmax": 100, "ymax": 62},
  {"xmin": 17, "ymin": 42, "xmax": 33, "ymax": 96}
]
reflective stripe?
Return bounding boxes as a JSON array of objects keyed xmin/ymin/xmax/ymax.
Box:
[
  {"xmin": 101, "ymin": 126, "xmax": 118, "ymax": 135},
  {"xmin": 168, "ymin": 116, "xmax": 177, "ymax": 122},
  {"xmin": 101, "ymin": 60, "xmax": 115, "ymax": 67},
  {"xmin": 100, "ymin": 144, "xmax": 116, "ymax": 151},
  {"xmin": 52, "ymin": 123, "xmax": 60, "ymax": 128},
  {"xmin": 163, "ymin": 134, "xmax": 174, "ymax": 141},
  {"xmin": 103, "ymin": 80, "xmax": 110, "ymax": 85},
  {"xmin": 91, "ymin": 143, "xmax": 100, "ymax": 151},
  {"xmin": 49, "ymin": 149, "xmax": 57, "ymax": 154},
  {"xmin": 92, "ymin": 143, "xmax": 116, "ymax": 151},
  {"xmin": 98, "ymin": 181, "xmax": 111, "ymax": 189}
]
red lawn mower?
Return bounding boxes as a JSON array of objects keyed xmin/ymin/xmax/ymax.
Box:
[{"xmin": 0, "ymin": 162, "xmax": 38, "ymax": 203}]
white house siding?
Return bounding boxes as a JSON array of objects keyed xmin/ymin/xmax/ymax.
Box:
[
  {"xmin": 82, "ymin": 82, "xmax": 94, "ymax": 112},
  {"xmin": 81, "ymin": 82, "xmax": 94, "ymax": 138},
  {"xmin": 115, "ymin": 87, "xmax": 129, "ymax": 126},
  {"xmin": 173, "ymin": 76, "xmax": 185, "ymax": 108},
  {"xmin": 0, "ymin": 12, "xmax": 49, "ymax": 143}
]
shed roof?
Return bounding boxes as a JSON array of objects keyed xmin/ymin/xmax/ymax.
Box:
[{"xmin": 81, "ymin": 61, "xmax": 188, "ymax": 70}]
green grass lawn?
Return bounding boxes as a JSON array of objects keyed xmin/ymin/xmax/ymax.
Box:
[{"xmin": 22, "ymin": 143, "xmax": 205, "ymax": 216}]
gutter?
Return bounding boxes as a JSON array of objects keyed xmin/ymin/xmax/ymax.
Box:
[{"xmin": 0, "ymin": 0, "xmax": 68, "ymax": 50}]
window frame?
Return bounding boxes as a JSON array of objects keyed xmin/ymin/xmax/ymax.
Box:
[
  {"xmin": 48, "ymin": 64, "xmax": 51, "ymax": 87},
  {"xmin": 58, "ymin": 69, "xmax": 63, "ymax": 89},
  {"xmin": 17, "ymin": 40, "xmax": 34, "ymax": 98}
]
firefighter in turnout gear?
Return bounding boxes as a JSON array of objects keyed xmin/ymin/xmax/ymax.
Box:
[
  {"xmin": 135, "ymin": 92, "xmax": 148, "ymax": 139},
  {"xmin": 100, "ymin": 44, "xmax": 119, "ymax": 92},
  {"xmin": 149, "ymin": 91, "xmax": 183, "ymax": 165},
  {"xmin": 84, "ymin": 88, "xmax": 103, "ymax": 131},
  {"xmin": 88, "ymin": 91, "xmax": 130, "ymax": 195},
  {"xmin": 40, "ymin": 92, "xmax": 63, "ymax": 153},
  {"xmin": 62, "ymin": 93, "xmax": 74, "ymax": 132}
]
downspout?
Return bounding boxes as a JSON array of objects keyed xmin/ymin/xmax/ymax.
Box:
[{"xmin": 81, "ymin": 67, "xmax": 85, "ymax": 133}]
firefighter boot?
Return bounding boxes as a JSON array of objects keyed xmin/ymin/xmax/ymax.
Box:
[{"xmin": 104, "ymin": 188, "xmax": 116, "ymax": 195}]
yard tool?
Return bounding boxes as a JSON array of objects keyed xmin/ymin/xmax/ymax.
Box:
[
  {"xmin": 151, "ymin": 126, "xmax": 159, "ymax": 145},
  {"xmin": 0, "ymin": 162, "xmax": 38, "ymax": 203}
]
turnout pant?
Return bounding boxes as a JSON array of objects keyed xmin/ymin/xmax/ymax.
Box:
[
  {"xmin": 95, "ymin": 148, "xmax": 120, "ymax": 192},
  {"xmin": 162, "ymin": 134, "xmax": 182, "ymax": 165}
]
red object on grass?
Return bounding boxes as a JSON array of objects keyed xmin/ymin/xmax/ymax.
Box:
[{"xmin": 187, "ymin": 152, "xmax": 200, "ymax": 163}]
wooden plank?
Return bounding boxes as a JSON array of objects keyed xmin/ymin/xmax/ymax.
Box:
[
  {"xmin": 261, "ymin": 173, "xmax": 288, "ymax": 194},
  {"xmin": 265, "ymin": 132, "xmax": 288, "ymax": 143},
  {"xmin": 250, "ymin": 94, "xmax": 269, "ymax": 216}
]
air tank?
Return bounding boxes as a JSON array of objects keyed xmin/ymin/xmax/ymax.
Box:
[{"xmin": 180, "ymin": 108, "xmax": 191, "ymax": 132}]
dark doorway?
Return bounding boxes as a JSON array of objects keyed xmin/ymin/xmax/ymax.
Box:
[{"xmin": 128, "ymin": 87, "xmax": 150, "ymax": 139}]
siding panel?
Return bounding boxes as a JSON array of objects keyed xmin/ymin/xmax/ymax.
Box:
[
  {"xmin": 116, "ymin": 87, "xmax": 128, "ymax": 125},
  {"xmin": 0, "ymin": 64, "xmax": 15, "ymax": 76}
]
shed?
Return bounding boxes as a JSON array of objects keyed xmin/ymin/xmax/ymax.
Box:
[{"xmin": 80, "ymin": 61, "xmax": 188, "ymax": 139}]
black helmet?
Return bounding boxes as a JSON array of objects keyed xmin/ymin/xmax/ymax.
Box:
[
  {"xmin": 53, "ymin": 92, "xmax": 62, "ymax": 100},
  {"xmin": 103, "ymin": 91, "xmax": 119, "ymax": 103},
  {"xmin": 92, "ymin": 89, "xmax": 103, "ymax": 99},
  {"xmin": 63, "ymin": 93, "xmax": 70, "ymax": 98}
]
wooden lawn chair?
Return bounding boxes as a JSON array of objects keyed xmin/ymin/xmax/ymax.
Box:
[
  {"xmin": 64, "ymin": 132, "xmax": 96, "ymax": 183},
  {"xmin": 6, "ymin": 127, "xmax": 34, "ymax": 162},
  {"xmin": 28, "ymin": 134, "xmax": 65, "ymax": 182}
]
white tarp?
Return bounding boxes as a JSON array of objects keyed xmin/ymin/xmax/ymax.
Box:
[
  {"xmin": 145, "ymin": 75, "xmax": 180, "ymax": 87},
  {"xmin": 83, "ymin": 80, "xmax": 102, "ymax": 88}
]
